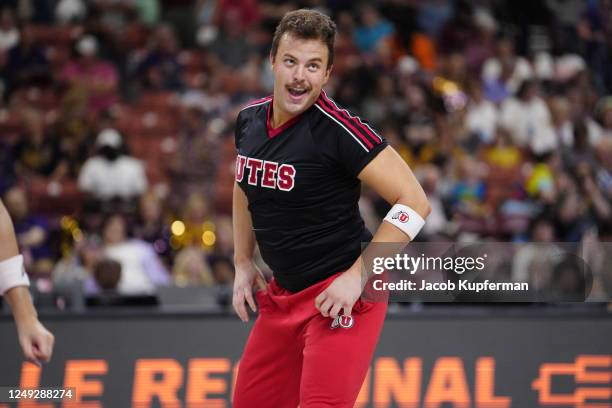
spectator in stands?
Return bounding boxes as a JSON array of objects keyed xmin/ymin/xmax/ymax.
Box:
[
  {"xmin": 135, "ymin": 0, "xmax": 160, "ymax": 26},
  {"xmin": 0, "ymin": 0, "xmax": 607, "ymax": 290},
  {"xmin": 417, "ymin": 164, "xmax": 449, "ymax": 239},
  {"xmin": 397, "ymin": 83, "xmax": 439, "ymax": 167},
  {"xmin": 12, "ymin": 108, "xmax": 65, "ymax": 180},
  {"xmin": 512, "ymin": 216, "xmax": 559, "ymax": 284},
  {"xmin": 597, "ymin": 96, "xmax": 612, "ymax": 140},
  {"xmin": 417, "ymin": 0, "xmax": 452, "ymax": 39},
  {"xmin": 60, "ymin": 35, "xmax": 119, "ymax": 114},
  {"xmin": 170, "ymin": 191, "xmax": 219, "ymax": 286},
  {"xmin": 575, "ymin": 161, "xmax": 611, "ymax": 226},
  {"xmin": 579, "ymin": 223, "xmax": 612, "ymax": 299},
  {"xmin": 330, "ymin": 11, "xmax": 360, "ymax": 77},
  {"xmin": 448, "ymin": 156, "xmax": 489, "ymax": 234},
  {"xmin": 92, "ymin": 0, "xmax": 136, "ymax": 34},
  {"xmin": 169, "ymin": 104, "xmax": 220, "ymax": 200},
  {"xmin": 550, "ymin": 255, "xmax": 588, "ymax": 301},
  {"xmin": 92, "ymin": 258, "xmax": 122, "ymax": 293},
  {"xmin": 482, "ymin": 36, "xmax": 533, "ymax": 99},
  {"xmin": 2, "ymin": 24, "xmax": 50, "ymax": 98},
  {"xmin": 78, "ymin": 128, "xmax": 148, "ymax": 203},
  {"xmin": 353, "ymin": 4, "xmax": 394, "ymax": 54},
  {"xmin": 594, "ymin": 137, "xmax": 612, "ymax": 198},
  {"xmin": 209, "ymin": 9, "xmax": 255, "ymax": 69},
  {"xmin": 562, "ymin": 77, "xmax": 605, "ymax": 146},
  {"xmin": 553, "ymin": 187, "xmax": 589, "ymax": 242},
  {"xmin": 56, "ymin": 128, "xmax": 92, "ymax": 180},
  {"xmin": 55, "ymin": 0, "xmax": 87, "ymax": 25},
  {"xmin": 99, "ymin": 214, "xmax": 170, "ymax": 295},
  {"xmin": 548, "ymin": 95, "xmax": 573, "ymax": 149},
  {"xmin": 436, "ymin": 0, "xmax": 478, "ymax": 54},
  {"xmin": 465, "ymin": 79, "xmax": 498, "ymax": 144},
  {"xmin": 499, "ymin": 79, "xmax": 557, "ymax": 155},
  {"xmin": 52, "ymin": 238, "xmax": 100, "ymax": 295},
  {"xmin": 2, "ymin": 185, "xmax": 54, "ymax": 277},
  {"xmin": 133, "ymin": 191, "xmax": 171, "ymax": 266},
  {"xmin": 172, "ymin": 246, "xmax": 216, "ymax": 287},
  {"xmin": 211, "ymin": 216, "xmax": 234, "ymax": 259},
  {"xmin": 562, "ymin": 120, "xmax": 600, "ymax": 171},
  {"xmin": 464, "ymin": 8, "xmax": 497, "ymax": 73},
  {"xmin": 134, "ymin": 24, "xmax": 183, "ymax": 91},
  {"xmin": 480, "ymin": 126, "xmax": 530, "ymax": 234},
  {"xmin": 576, "ymin": 0, "xmax": 609, "ymax": 91},
  {"xmin": 481, "ymin": 127, "xmax": 523, "ymax": 171},
  {"xmin": 173, "ymin": 190, "xmax": 237, "ymax": 286},
  {"xmin": 547, "ymin": 0, "xmax": 584, "ymax": 54},
  {"xmin": 212, "ymin": 0, "xmax": 260, "ymax": 31},
  {"xmin": 0, "ymin": 8, "xmax": 19, "ymax": 52},
  {"xmin": 174, "ymin": 192, "xmax": 215, "ymax": 248}
]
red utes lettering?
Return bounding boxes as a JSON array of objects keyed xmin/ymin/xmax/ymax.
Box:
[
  {"xmin": 277, "ymin": 164, "xmax": 296, "ymax": 191},
  {"xmin": 235, "ymin": 155, "xmax": 295, "ymax": 191},
  {"xmin": 235, "ymin": 155, "xmax": 246, "ymax": 182},
  {"xmin": 261, "ymin": 161, "xmax": 278, "ymax": 189},
  {"xmin": 246, "ymin": 158, "xmax": 263, "ymax": 185}
]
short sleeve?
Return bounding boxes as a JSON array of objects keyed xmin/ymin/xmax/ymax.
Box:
[
  {"xmin": 329, "ymin": 113, "xmax": 388, "ymax": 177},
  {"xmin": 234, "ymin": 110, "xmax": 245, "ymax": 150}
]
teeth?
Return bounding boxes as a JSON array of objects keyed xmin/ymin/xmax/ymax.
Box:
[{"xmin": 289, "ymin": 88, "xmax": 307, "ymax": 95}]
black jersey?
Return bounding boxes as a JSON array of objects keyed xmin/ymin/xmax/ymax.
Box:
[{"xmin": 234, "ymin": 91, "xmax": 388, "ymax": 292}]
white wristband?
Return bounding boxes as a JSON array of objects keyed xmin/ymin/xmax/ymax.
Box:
[
  {"xmin": 0, "ymin": 255, "xmax": 30, "ymax": 296},
  {"xmin": 383, "ymin": 204, "xmax": 425, "ymax": 240}
]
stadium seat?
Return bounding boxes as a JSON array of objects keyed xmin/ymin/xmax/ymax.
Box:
[
  {"xmin": 26, "ymin": 178, "xmax": 83, "ymax": 216},
  {"xmin": 29, "ymin": 25, "xmax": 83, "ymax": 47}
]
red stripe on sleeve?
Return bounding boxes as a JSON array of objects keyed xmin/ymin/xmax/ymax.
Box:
[
  {"xmin": 315, "ymin": 100, "xmax": 374, "ymax": 150},
  {"xmin": 320, "ymin": 92, "xmax": 382, "ymax": 145}
]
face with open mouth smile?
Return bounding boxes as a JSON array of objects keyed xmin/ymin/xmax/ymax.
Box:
[{"xmin": 270, "ymin": 32, "xmax": 332, "ymax": 128}]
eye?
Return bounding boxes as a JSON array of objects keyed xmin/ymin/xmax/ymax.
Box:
[
  {"xmin": 307, "ymin": 63, "xmax": 320, "ymax": 72},
  {"xmin": 284, "ymin": 58, "xmax": 295, "ymax": 66}
]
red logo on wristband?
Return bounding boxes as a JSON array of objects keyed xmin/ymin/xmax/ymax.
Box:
[{"xmin": 392, "ymin": 211, "xmax": 410, "ymax": 223}]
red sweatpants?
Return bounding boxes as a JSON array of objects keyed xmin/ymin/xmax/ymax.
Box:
[{"xmin": 233, "ymin": 272, "xmax": 388, "ymax": 408}]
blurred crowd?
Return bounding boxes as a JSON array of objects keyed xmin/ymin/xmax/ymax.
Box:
[{"xmin": 0, "ymin": 0, "xmax": 610, "ymax": 302}]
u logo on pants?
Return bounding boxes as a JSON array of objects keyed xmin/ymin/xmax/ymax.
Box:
[{"xmin": 233, "ymin": 272, "xmax": 388, "ymax": 408}]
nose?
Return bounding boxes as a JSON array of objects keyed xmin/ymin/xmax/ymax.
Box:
[{"xmin": 293, "ymin": 64, "xmax": 306, "ymax": 82}]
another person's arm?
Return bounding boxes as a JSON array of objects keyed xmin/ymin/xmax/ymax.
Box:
[
  {"xmin": 0, "ymin": 199, "xmax": 54, "ymax": 366},
  {"xmin": 232, "ymin": 182, "xmax": 267, "ymax": 322},
  {"xmin": 315, "ymin": 146, "xmax": 431, "ymax": 318}
]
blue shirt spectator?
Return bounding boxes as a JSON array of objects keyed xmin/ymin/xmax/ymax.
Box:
[{"xmin": 353, "ymin": 5, "xmax": 394, "ymax": 54}]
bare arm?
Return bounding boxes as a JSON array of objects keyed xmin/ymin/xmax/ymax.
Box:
[
  {"xmin": 358, "ymin": 146, "xmax": 431, "ymax": 242},
  {"xmin": 233, "ymin": 182, "xmax": 256, "ymax": 267},
  {"xmin": 0, "ymin": 198, "xmax": 19, "ymax": 259},
  {"xmin": 0, "ymin": 199, "xmax": 34, "ymax": 320},
  {"xmin": 0, "ymin": 199, "xmax": 54, "ymax": 365},
  {"xmin": 232, "ymin": 182, "xmax": 266, "ymax": 322},
  {"xmin": 315, "ymin": 146, "xmax": 431, "ymax": 318}
]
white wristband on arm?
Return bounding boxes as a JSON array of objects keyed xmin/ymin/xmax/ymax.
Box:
[
  {"xmin": 0, "ymin": 255, "xmax": 30, "ymax": 296},
  {"xmin": 383, "ymin": 204, "xmax": 426, "ymax": 240}
]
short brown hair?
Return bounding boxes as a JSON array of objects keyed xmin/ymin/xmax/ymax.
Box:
[{"xmin": 271, "ymin": 9, "xmax": 337, "ymax": 69}]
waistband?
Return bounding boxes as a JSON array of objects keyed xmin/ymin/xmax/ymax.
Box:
[{"xmin": 267, "ymin": 270, "xmax": 344, "ymax": 298}]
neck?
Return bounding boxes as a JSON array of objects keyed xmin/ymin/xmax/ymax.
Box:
[{"xmin": 271, "ymin": 98, "xmax": 293, "ymax": 128}]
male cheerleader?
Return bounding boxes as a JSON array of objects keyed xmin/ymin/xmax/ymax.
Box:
[
  {"xmin": 0, "ymin": 198, "xmax": 55, "ymax": 366},
  {"xmin": 232, "ymin": 9, "xmax": 430, "ymax": 408}
]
